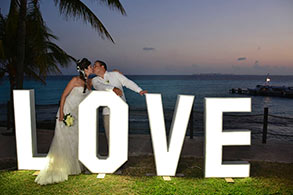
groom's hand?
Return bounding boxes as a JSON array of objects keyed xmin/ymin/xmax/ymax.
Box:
[
  {"xmin": 139, "ymin": 90, "xmax": 148, "ymax": 96},
  {"xmin": 113, "ymin": 69, "xmax": 123, "ymax": 74},
  {"xmin": 113, "ymin": 87, "xmax": 123, "ymax": 96}
]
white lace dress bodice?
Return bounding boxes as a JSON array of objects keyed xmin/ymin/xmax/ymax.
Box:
[{"xmin": 35, "ymin": 87, "xmax": 89, "ymax": 185}]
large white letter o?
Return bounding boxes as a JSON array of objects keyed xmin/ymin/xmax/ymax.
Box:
[{"xmin": 79, "ymin": 91, "xmax": 128, "ymax": 173}]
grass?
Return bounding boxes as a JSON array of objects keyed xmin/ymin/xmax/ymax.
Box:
[{"xmin": 0, "ymin": 156, "xmax": 293, "ymax": 194}]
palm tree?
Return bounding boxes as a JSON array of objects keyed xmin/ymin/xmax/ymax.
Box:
[
  {"xmin": 0, "ymin": 0, "xmax": 75, "ymax": 89},
  {"xmin": 1, "ymin": 0, "xmax": 126, "ymax": 132},
  {"xmin": 0, "ymin": 1, "xmax": 76, "ymax": 130},
  {"xmin": 14, "ymin": 0, "xmax": 126, "ymax": 89}
]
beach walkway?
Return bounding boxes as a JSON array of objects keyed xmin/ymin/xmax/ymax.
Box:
[{"xmin": 1, "ymin": 127, "xmax": 293, "ymax": 170}]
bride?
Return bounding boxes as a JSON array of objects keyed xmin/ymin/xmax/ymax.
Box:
[{"xmin": 35, "ymin": 58, "xmax": 92, "ymax": 185}]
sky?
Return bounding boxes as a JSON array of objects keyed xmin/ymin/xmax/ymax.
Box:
[{"xmin": 1, "ymin": 0, "xmax": 293, "ymax": 75}]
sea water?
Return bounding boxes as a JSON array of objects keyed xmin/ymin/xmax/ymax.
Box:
[{"xmin": 1, "ymin": 75, "xmax": 293, "ymax": 141}]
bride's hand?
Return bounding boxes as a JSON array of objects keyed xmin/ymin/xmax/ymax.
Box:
[
  {"xmin": 113, "ymin": 69, "xmax": 123, "ymax": 74},
  {"xmin": 59, "ymin": 113, "xmax": 64, "ymax": 121}
]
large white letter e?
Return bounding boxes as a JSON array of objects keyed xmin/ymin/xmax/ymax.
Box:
[{"xmin": 205, "ymin": 98, "xmax": 251, "ymax": 178}]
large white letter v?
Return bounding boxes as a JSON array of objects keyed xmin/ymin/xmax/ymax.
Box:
[{"xmin": 146, "ymin": 94, "xmax": 194, "ymax": 176}]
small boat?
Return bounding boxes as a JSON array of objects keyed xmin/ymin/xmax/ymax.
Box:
[
  {"xmin": 246, "ymin": 85, "xmax": 293, "ymax": 98},
  {"xmin": 230, "ymin": 75, "xmax": 293, "ymax": 98}
]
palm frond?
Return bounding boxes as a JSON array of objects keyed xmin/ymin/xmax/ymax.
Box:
[
  {"xmin": 24, "ymin": 66, "xmax": 46, "ymax": 84},
  {"xmin": 54, "ymin": 0, "xmax": 115, "ymax": 43},
  {"xmin": 95, "ymin": 0, "xmax": 126, "ymax": 15},
  {"xmin": 47, "ymin": 32, "xmax": 58, "ymax": 41},
  {"xmin": 47, "ymin": 41, "xmax": 76, "ymax": 63}
]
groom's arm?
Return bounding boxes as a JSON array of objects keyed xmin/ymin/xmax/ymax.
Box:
[{"xmin": 115, "ymin": 72, "xmax": 143, "ymax": 94}]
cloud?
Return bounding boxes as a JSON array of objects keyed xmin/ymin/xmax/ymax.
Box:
[
  {"xmin": 237, "ymin": 57, "xmax": 247, "ymax": 61},
  {"xmin": 143, "ymin": 47, "xmax": 155, "ymax": 51},
  {"xmin": 192, "ymin": 64, "xmax": 200, "ymax": 68}
]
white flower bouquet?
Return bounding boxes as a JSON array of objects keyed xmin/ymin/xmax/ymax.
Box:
[{"xmin": 63, "ymin": 113, "xmax": 74, "ymax": 127}]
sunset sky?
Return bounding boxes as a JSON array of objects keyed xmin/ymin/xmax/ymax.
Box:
[{"xmin": 1, "ymin": 0, "xmax": 292, "ymax": 75}]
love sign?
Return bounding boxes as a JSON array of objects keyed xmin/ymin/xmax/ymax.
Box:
[{"xmin": 13, "ymin": 90, "xmax": 251, "ymax": 178}]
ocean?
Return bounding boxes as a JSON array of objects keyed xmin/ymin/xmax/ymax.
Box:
[{"xmin": 1, "ymin": 74, "xmax": 293, "ymax": 142}]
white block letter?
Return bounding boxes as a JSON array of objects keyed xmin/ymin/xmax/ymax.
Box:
[
  {"xmin": 79, "ymin": 91, "xmax": 128, "ymax": 173},
  {"xmin": 146, "ymin": 94, "xmax": 194, "ymax": 176},
  {"xmin": 205, "ymin": 98, "xmax": 251, "ymax": 178},
  {"xmin": 13, "ymin": 90, "xmax": 46, "ymax": 170}
]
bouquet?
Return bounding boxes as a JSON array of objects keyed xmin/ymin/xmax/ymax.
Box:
[{"xmin": 63, "ymin": 113, "xmax": 74, "ymax": 127}]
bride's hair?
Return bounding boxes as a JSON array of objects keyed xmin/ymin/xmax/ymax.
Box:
[{"xmin": 76, "ymin": 58, "xmax": 91, "ymax": 93}]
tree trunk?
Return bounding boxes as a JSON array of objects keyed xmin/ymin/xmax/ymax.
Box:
[
  {"xmin": 8, "ymin": 76, "xmax": 16, "ymax": 131},
  {"xmin": 15, "ymin": 0, "xmax": 27, "ymax": 89}
]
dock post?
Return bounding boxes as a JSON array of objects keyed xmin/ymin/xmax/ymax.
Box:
[
  {"xmin": 189, "ymin": 106, "xmax": 194, "ymax": 139},
  {"xmin": 6, "ymin": 101, "xmax": 11, "ymax": 130},
  {"xmin": 262, "ymin": 107, "xmax": 268, "ymax": 144}
]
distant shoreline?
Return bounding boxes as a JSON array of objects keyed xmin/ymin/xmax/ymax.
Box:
[{"xmin": 1, "ymin": 74, "xmax": 293, "ymax": 78}]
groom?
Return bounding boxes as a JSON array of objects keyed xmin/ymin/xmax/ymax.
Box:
[{"xmin": 92, "ymin": 60, "xmax": 147, "ymax": 140}]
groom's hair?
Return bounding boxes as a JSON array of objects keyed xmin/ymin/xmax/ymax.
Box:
[{"xmin": 95, "ymin": 60, "xmax": 107, "ymax": 71}]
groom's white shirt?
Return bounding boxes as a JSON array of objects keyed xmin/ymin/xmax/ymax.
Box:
[{"xmin": 92, "ymin": 71, "xmax": 142, "ymax": 115}]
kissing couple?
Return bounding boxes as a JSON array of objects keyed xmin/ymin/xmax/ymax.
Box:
[{"xmin": 35, "ymin": 58, "xmax": 147, "ymax": 185}]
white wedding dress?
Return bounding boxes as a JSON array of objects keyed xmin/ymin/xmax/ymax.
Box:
[{"xmin": 35, "ymin": 87, "xmax": 89, "ymax": 185}]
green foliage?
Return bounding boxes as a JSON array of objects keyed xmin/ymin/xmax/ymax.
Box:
[
  {"xmin": 0, "ymin": 1, "xmax": 74, "ymax": 86},
  {"xmin": 1, "ymin": 156, "xmax": 293, "ymax": 194}
]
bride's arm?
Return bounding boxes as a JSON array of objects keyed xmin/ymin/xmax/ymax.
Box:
[
  {"xmin": 89, "ymin": 78, "xmax": 93, "ymax": 89},
  {"xmin": 58, "ymin": 77, "xmax": 77, "ymax": 121}
]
